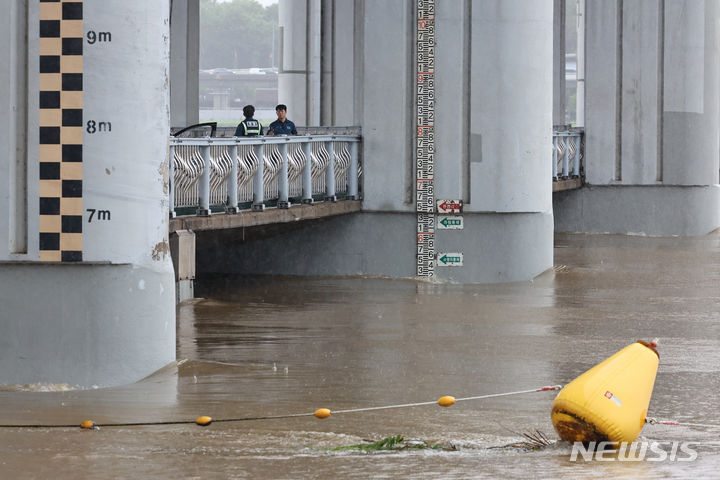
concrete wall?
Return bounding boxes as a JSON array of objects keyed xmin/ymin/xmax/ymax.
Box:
[
  {"xmin": 557, "ymin": 0, "xmax": 720, "ymax": 235},
  {"xmin": 0, "ymin": 1, "xmax": 175, "ymax": 387}
]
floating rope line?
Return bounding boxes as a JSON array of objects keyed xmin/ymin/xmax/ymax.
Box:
[
  {"xmin": 646, "ymin": 417, "xmax": 720, "ymax": 429},
  {"xmin": 0, "ymin": 385, "xmax": 563, "ymax": 429},
  {"xmin": 328, "ymin": 385, "xmax": 563, "ymax": 416}
]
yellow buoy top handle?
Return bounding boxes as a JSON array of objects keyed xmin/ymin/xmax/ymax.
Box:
[{"xmin": 636, "ymin": 339, "xmax": 660, "ymax": 358}]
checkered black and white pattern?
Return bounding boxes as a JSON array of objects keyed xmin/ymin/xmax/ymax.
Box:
[{"xmin": 38, "ymin": 0, "xmax": 83, "ymax": 262}]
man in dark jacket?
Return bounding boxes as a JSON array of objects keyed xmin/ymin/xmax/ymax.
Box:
[
  {"xmin": 267, "ymin": 104, "xmax": 297, "ymax": 136},
  {"xmin": 234, "ymin": 105, "xmax": 263, "ymax": 136}
]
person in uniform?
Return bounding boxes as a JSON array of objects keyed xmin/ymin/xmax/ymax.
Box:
[
  {"xmin": 234, "ymin": 105, "xmax": 263, "ymax": 136},
  {"xmin": 267, "ymin": 104, "xmax": 297, "ymax": 136}
]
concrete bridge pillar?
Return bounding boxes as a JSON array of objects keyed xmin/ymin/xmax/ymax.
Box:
[
  {"xmin": 170, "ymin": 0, "xmax": 199, "ymax": 129},
  {"xmin": 245, "ymin": 0, "xmax": 555, "ymax": 283},
  {"xmin": 0, "ymin": 0, "xmax": 175, "ymax": 387},
  {"xmin": 555, "ymin": 0, "xmax": 720, "ymax": 235},
  {"xmin": 279, "ymin": 0, "xmax": 358, "ymax": 126},
  {"xmin": 279, "ymin": 0, "xmax": 310, "ymax": 125}
]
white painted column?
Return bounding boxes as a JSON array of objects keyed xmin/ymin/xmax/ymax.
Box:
[
  {"xmin": 552, "ymin": 0, "xmax": 566, "ymax": 126},
  {"xmin": 470, "ymin": 0, "xmax": 553, "ymax": 213},
  {"xmin": 332, "ymin": 0, "xmax": 357, "ymax": 125},
  {"xmin": 170, "ymin": 0, "xmax": 199, "ymax": 129},
  {"xmin": 0, "ymin": 0, "xmax": 28, "ymax": 255},
  {"xmin": 307, "ymin": 0, "xmax": 322, "ymax": 126},
  {"xmin": 279, "ymin": 0, "xmax": 308, "ymax": 125},
  {"xmin": 0, "ymin": 0, "xmax": 176, "ymax": 387},
  {"xmin": 575, "ymin": 0, "xmax": 585, "ymax": 128}
]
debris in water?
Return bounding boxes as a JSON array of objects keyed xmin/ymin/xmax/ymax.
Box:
[
  {"xmin": 490, "ymin": 429, "xmax": 555, "ymax": 451},
  {"xmin": 330, "ymin": 435, "xmax": 456, "ymax": 452}
]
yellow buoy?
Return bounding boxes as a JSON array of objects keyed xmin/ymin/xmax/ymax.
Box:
[
  {"xmin": 438, "ymin": 395, "xmax": 456, "ymax": 407},
  {"xmin": 551, "ymin": 340, "xmax": 659, "ymax": 444},
  {"xmin": 80, "ymin": 420, "xmax": 95, "ymax": 429},
  {"xmin": 195, "ymin": 416, "xmax": 213, "ymax": 426},
  {"xmin": 314, "ymin": 408, "xmax": 332, "ymax": 419}
]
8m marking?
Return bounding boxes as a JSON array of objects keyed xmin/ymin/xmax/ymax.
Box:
[
  {"xmin": 86, "ymin": 120, "xmax": 111, "ymax": 133},
  {"xmin": 87, "ymin": 209, "xmax": 111, "ymax": 222}
]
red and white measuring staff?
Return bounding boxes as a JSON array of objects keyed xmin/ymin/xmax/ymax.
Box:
[{"xmin": 416, "ymin": 0, "xmax": 436, "ymax": 277}]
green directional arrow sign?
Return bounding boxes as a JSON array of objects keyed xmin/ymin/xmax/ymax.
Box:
[
  {"xmin": 437, "ymin": 252, "xmax": 464, "ymax": 266},
  {"xmin": 437, "ymin": 215, "xmax": 464, "ymax": 230}
]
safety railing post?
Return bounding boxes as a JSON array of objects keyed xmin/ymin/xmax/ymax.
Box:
[
  {"xmin": 169, "ymin": 143, "xmax": 176, "ymax": 217},
  {"xmin": 552, "ymin": 135, "xmax": 558, "ymax": 179},
  {"xmin": 562, "ymin": 134, "xmax": 570, "ymax": 178},
  {"xmin": 252, "ymin": 143, "xmax": 265, "ymax": 211},
  {"xmin": 278, "ymin": 142, "xmax": 290, "ymax": 208},
  {"xmin": 302, "ymin": 141, "xmax": 313, "ymax": 204},
  {"xmin": 348, "ymin": 141, "xmax": 358, "ymax": 200},
  {"xmin": 573, "ymin": 132, "xmax": 581, "ymax": 177},
  {"xmin": 325, "ymin": 139, "xmax": 336, "ymax": 202},
  {"xmin": 197, "ymin": 144, "xmax": 211, "ymax": 216},
  {"xmin": 226, "ymin": 144, "xmax": 238, "ymax": 213}
]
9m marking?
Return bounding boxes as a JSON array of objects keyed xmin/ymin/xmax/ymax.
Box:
[{"xmin": 87, "ymin": 31, "xmax": 112, "ymax": 44}]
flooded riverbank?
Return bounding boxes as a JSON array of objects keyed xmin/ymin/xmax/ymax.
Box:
[{"xmin": 1, "ymin": 232, "xmax": 719, "ymax": 478}]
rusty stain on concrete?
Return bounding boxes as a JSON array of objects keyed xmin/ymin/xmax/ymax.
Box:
[{"xmin": 152, "ymin": 241, "xmax": 170, "ymax": 261}]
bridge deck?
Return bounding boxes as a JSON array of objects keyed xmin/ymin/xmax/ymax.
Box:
[
  {"xmin": 553, "ymin": 178, "xmax": 583, "ymax": 192},
  {"xmin": 169, "ymin": 200, "xmax": 362, "ymax": 234}
]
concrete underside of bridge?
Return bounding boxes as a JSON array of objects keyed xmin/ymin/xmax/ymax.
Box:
[{"xmin": 196, "ymin": 211, "xmax": 553, "ymax": 283}]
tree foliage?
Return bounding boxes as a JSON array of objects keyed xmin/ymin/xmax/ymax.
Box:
[{"xmin": 200, "ymin": 0, "xmax": 278, "ymax": 69}]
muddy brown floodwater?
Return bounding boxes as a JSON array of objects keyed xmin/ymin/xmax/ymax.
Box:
[{"xmin": 1, "ymin": 232, "xmax": 719, "ymax": 479}]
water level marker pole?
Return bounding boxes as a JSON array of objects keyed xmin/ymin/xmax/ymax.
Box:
[{"xmin": 416, "ymin": 0, "xmax": 436, "ymax": 278}]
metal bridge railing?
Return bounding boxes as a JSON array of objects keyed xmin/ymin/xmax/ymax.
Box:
[
  {"xmin": 169, "ymin": 135, "xmax": 361, "ymax": 216},
  {"xmin": 552, "ymin": 127, "xmax": 584, "ymax": 180}
]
